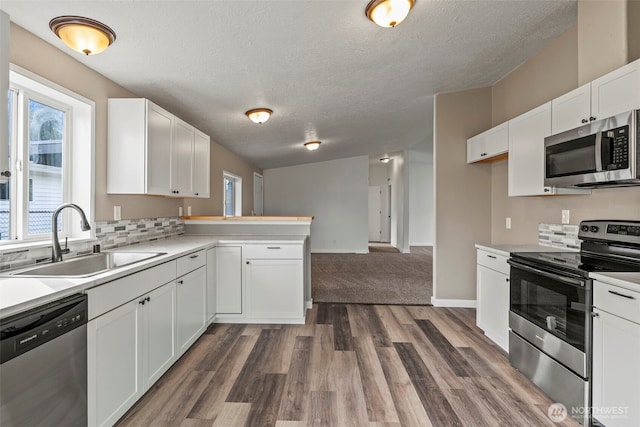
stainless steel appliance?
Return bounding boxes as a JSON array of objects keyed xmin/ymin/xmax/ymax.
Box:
[
  {"xmin": 544, "ymin": 110, "xmax": 640, "ymax": 188},
  {"xmin": 0, "ymin": 294, "xmax": 88, "ymax": 426},
  {"xmin": 509, "ymin": 220, "xmax": 640, "ymax": 426}
]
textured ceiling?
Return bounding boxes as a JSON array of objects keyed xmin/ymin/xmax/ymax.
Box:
[{"xmin": 1, "ymin": 1, "xmax": 577, "ymax": 169}]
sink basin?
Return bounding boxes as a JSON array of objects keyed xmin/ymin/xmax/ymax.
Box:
[{"xmin": 6, "ymin": 252, "xmax": 167, "ymax": 277}]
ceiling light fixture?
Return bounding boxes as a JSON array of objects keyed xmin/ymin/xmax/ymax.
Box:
[
  {"xmin": 49, "ymin": 15, "xmax": 116, "ymax": 56},
  {"xmin": 380, "ymin": 156, "xmax": 391, "ymax": 163},
  {"xmin": 365, "ymin": 0, "xmax": 416, "ymax": 28},
  {"xmin": 245, "ymin": 108, "xmax": 273, "ymax": 124},
  {"xmin": 304, "ymin": 141, "xmax": 321, "ymax": 151}
]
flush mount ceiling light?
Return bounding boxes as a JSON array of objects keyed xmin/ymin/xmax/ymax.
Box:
[
  {"xmin": 49, "ymin": 15, "xmax": 116, "ymax": 55},
  {"xmin": 365, "ymin": 0, "xmax": 416, "ymax": 28},
  {"xmin": 245, "ymin": 108, "xmax": 273, "ymax": 124},
  {"xmin": 380, "ymin": 156, "xmax": 391, "ymax": 163},
  {"xmin": 304, "ymin": 141, "xmax": 321, "ymax": 151}
]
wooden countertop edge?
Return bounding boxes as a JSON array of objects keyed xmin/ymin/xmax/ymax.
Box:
[{"xmin": 181, "ymin": 216, "xmax": 313, "ymax": 221}]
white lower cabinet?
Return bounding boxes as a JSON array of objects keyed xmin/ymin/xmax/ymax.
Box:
[
  {"xmin": 476, "ymin": 249, "xmax": 509, "ymax": 352},
  {"xmin": 246, "ymin": 258, "xmax": 303, "ymax": 320},
  {"xmin": 176, "ymin": 266, "xmax": 206, "ymax": 356},
  {"xmin": 206, "ymin": 248, "xmax": 217, "ymax": 323},
  {"xmin": 88, "ymin": 300, "xmax": 140, "ymax": 427},
  {"xmin": 216, "ymin": 246, "xmax": 243, "ymax": 314},
  {"xmin": 592, "ymin": 280, "xmax": 640, "ymax": 427}
]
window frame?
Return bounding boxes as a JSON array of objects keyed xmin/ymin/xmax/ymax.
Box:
[
  {"xmin": 222, "ymin": 171, "xmax": 242, "ymax": 217},
  {"xmin": 0, "ymin": 64, "xmax": 95, "ymax": 247}
]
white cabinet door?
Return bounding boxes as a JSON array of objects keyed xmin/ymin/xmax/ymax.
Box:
[
  {"xmin": 216, "ymin": 246, "xmax": 243, "ymax": 314},
  {"xmin": 146, "ymin": 101, "xmax": 175, "ymax": 196},
  {"xmin": 206, "ymin": 248, "xmax": 217, "ymax": 323},
  {"xmin": 88, "ymin": 300, "xmax": 140, "ymax": 427},
  {"xmin": 467, "ymin": 122, "xmax": 508, "ymax": 163},
  {"xmin": 246, "ymin": 259, "xmax": 304, "ymax": 320},
  {"xmin": 193, "ymin": 129, "xmax": 210, "ymax": 198},
  {"xmin": 508, "ymin": 102, "xmax": 552, "ymax": 196},
  {"xmin": 592, "ymin": 309, "xmax": 640, "ymax": 427},
  {"xmin": 592, "ymin": 58, "xmax": 640, "ymax": 121},
  {"xmin": 551, "ymin": 83, "xmax": 591, "ymax": 134},
  {"xmin": 476, "ymin": 264, "xmax": 509, "ymax": 352},
  {"xmin": 140, "ymin": 282, "xmax": 176, "ymax": 391},
  {"xmin": 173, "ymin": 118, "xmax": 194, "ymax": 197},
  {"xmin": 177, "ymin": 266, "xmax": 207, "ymax": 355},
  {"xmin": 0, "ymin": 11, "xmax": 9, "ymax": 183}
]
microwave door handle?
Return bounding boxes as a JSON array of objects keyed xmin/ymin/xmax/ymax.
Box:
[{"xmin": 595, "ymin": 131, "xmax": 603, "ymax": 171}]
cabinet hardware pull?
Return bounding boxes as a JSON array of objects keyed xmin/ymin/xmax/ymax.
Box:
[
  {"xmin": 486, "ymin": 255, "xmax": 496, "ymax": 259},
  {"xmin": 535, "ymin": 335, "xmax": 544, "ymax": 342},
  {"xmin": 189, "ymin": 254, "xmax": 199, "ymax": 259},
  {"xmin": 589, "ymin": 116, "xmax": 596, "ymax": 121},
  {"xmin": 139, "ymin": 299, "xmax": 145, "ymax": 305},
  {"xmin": 506, "ymin": 278, "xmax": 510, "ymax": 282},
  {"xmin": 608, "ymin": 290, "xmax": 635, "ymax": 300},
  {"xmin": 581, "ymin": 118, "xmax": 588, "ymax": 123},
  {"xmin": 177, "ymin": 280, "xmax": 183, "ymax": 284},
  {"xmin": 146, "ymin": 296, "xmax": 150, "ymax": 302},
  {"xmin": 246, "ymin": 261, "xmax": 250, "ymax": 264},
  {"xmin": 267, "ymin": 247, "xmax": 281, "ymax": 250},
  {"xmin": 592, "ymin": 312, "xmax": 600, "ymax": 318}
]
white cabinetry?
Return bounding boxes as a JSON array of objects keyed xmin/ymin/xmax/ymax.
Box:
[
  {"xmin": 592, "ymin": 280, "xmax": 640, "ymax": 427},
  {"xmin": 244, "ymin": 244, "xmax": 304, "ymax": 321},
  {"xmin": 476, "ymin": 249, "xmax": 509, "ymax": 352},
  {"xmin": 216, "ymin": 246, "xmax": 243, "ymax": 315},
  {"xmin": 107, "ymin": 98, "xmax": 210, "ymax": 198},
  {"xmin": 0, "ymin": 11, "xmax": 9, "ymax": 182},
  {"xmin": 551, "ymin": 59, "xmax": 640, "ymax": 134},
  {"xmin": 176, "ymin": 266, "xmax": 206, "ymax": 356},
  {"xmin": 206, "ymin": 247, "xmax": 217, "ymax": 323},
  {"xmin": 193, "ymin": 130, "xmax": 210, "ymax": 198},
  {"xmin": 467, "ymin": 122, "xmax": 508, "ymax": 163},
  {"xmin": 508, "ymin": 102, "xmax": 589, "ymax": 197}
]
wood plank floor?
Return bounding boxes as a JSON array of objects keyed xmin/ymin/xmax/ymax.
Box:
[{"xmin": 116, "ymin": 304, "xmax": 580, "ymax": 427}]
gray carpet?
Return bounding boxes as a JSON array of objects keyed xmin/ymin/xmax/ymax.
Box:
[{"xmin": 312, "ymin": 245, "xmax": 433, "ymax": 305}]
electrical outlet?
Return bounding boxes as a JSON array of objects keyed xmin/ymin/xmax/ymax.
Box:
[
  {"xmin": 506, "ymin": 217, "xmax": 511, "ymax": 229},
  {"xmin": 113, "ymin": 205, "xmax": 121, "ymax": 221},
  {"xmin": 562, "ymin": 210, "xmax": 570, "ymax": 224},
  {"xmin": 187, "ymin": 206, "xmax": 192, "ymax": 216},
  {"xmin": 178, "ymin": 206, "xmax": 183, "ymax": 217}
]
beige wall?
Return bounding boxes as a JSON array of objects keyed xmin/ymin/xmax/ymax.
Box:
[
  {"xmin": 10, "ymin": 23, "xmax": 260, "ymax": 221},
  {"xmin": 434, "ymin": 87, "xmax": 492, "ymax": 301}
]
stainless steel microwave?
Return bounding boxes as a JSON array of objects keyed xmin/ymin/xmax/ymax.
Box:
[{"xmin": 544, "ymin": 110, "xmax": 640, "ymax": 188}]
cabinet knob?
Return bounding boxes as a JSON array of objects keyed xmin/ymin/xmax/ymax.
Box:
[
  {"xmin": 246, "ymin": 261, "xmax": 250, "ymax": 265},
  {"xmin": 544, "ymin": 188, "xmax": 550, "ymax": 193},
  {"xmin": 481, "ymin": 152, "xmax": 487, "ymax": 156},
  {"xmin": 589, "ymin": 116, "xmax": 596, "ymax": 122},
  {"xmin": 581, "ymin": 118, "xmax": 588, "ymax": 123},
  {"xmin": 146, "ymin": 296, "xmax": 150, "ymax": 302},
  {"xmin": 139, "ymin": 299, "xmax": 145, "ymax": 305},
  {"xmin": 506, "ymin": 278, "xmax": 510, "ymax": 282},
  {"xmin": 591, "ymin": 312, "xmax": 599, "ymax": 318},
  {"xmin": 177, "ymin": 280, "xmax": 184, "ymax": 284}
]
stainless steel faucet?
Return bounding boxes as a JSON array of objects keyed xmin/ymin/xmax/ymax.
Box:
[{"xmin": 52, "ymin": 203, "xmax": 91, "ymax": 262}]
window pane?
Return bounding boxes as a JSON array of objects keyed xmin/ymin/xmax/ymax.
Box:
[
  {"xmin": 224, "ymin": 177, "xmax": 234, "ymax": 216},
  {"xmin": 28, "ymin": 99, "xmax": 64, "ymax": 235},
  {"xmin": 1, "ymin": 90, "xmax": 12, "ymax": 241}
]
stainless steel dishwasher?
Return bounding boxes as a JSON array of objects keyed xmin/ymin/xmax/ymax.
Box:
[{"xmin": 0, "ymin": 293, "xmax": 88, "ymax": 426}]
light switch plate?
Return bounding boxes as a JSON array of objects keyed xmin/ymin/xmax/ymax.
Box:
[
  {"xmin": 187, "ymin": 206, "xmax": 192, "ymax": 216},
  {"xmin": 178, "ymin": 206, "xmax": 183, "ymax": 217},
  {"xmin": 113, "ymin": 205, "xmax": 121, "ymax": 221},
  {"xmin": 506, "ymin": 217, "xmax": 511, "ymax": 229},
  {"xmin": 562, "ymin": 210, "xmax": 570, "ymax": 224}
]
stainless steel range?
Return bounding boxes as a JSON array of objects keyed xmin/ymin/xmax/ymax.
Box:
[{"xmin": 508, "ymin": 220, "xmax": 640, "ymax": 426}]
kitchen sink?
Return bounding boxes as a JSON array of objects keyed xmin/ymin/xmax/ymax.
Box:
[{"xmin": 5, "ymin": 252, "xmax": 167, "ymax": 277}]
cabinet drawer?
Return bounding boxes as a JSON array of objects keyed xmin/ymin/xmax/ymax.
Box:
[
  {"xmin": 594, "ymin": 281, "xmax": 640, "ymax": 324},
  {"xmin": 177, "ymin": 250, "xmax": 206, "ymax": 277},
  {"xmin": 477, "ymin": 249, "xmax": 509, "ymax": 275},
  {"xmin": 243, "ymin": 244, "xmax": 303, "ymax": 260}
]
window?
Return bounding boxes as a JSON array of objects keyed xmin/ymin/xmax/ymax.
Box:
[
  {"xmin": 1, "ymin": 67, "xmax": 94, "ymax": 243},
  {"xmin": 223, "ymin": 171, "xmax": 242, "ymax": 217}
]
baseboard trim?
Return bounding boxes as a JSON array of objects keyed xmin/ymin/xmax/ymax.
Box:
[
  {"xmin": 410, "ymin": 242, "xmax": 433, "ymax": 246},
  {"xmin": 312, "ymin": 249, "xmax": 368, "ymax": 254},
  {"xmin": 306, "ymin": 298, "xmax": 313, "ymax": 309},
  {"xmin": 430, "ymin": 297, "xmax": 477, "ymax": 308}
]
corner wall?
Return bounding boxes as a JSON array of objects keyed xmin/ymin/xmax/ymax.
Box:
[
  {"xmin": 433, "ymin": 87, "xmax": 492, "ymax": 303},
  {"xmin": 263, "ymin": 156, "xmax": 369, "ymax": 253}
]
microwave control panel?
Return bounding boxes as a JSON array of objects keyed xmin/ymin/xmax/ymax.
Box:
[{"xmin": 605, "ymin": 125, "xmax": 629, "ymax": 170}]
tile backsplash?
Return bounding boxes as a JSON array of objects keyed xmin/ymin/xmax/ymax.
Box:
[
  {"xmin": 0, "ymin": 217, "xmax": 184, "ymax": 271},
  {"xmin": 538, "ymin": 223, "xmax": 580, "ymax": 250}
]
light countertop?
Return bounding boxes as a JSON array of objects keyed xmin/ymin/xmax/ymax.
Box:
[
  {"xmin": 182, "ymin": 216, "xmax": 313, "ymax": 222},
  {"xmin": 475, "ymin": 243, "xmax": 576, "ymax": 257},
  {"xmin": 590, "ymin": 272, "xmax": 640, "ymax": 291},
  {"xmin": 0, "ymin": 234, "xmax": 306, "ymax": 319}
]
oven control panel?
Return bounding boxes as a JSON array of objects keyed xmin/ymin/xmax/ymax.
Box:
[{"xmin": 579, "ymin": 220, "xmax": 640, "ymax": 245}]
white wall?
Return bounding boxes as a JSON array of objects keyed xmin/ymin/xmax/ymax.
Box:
[
  {"xmin": 369, "ymin": 163, "xmax": 389, "ymax": 186},
  {"xmin": 263, "ymin": 156, "xmax": 369, "ymax": 253},
  {"xmin": 389, "ymin": 153, "xmax": 410, "ymax": 253},
  {"xmin": 407, "ymin": 149, "xmax": 434, "ymax": 246}
]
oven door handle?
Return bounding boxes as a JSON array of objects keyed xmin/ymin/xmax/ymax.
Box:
[{"xmin": 508, "ymin": 260, "xmax": 585, "ymax": 287}]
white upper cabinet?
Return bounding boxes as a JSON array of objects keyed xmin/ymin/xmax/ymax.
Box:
[
  {"xmin": 108, "ymin": 98, "xmax": 210, "ymax": 198},
  {"xmin": 193, "ymin": 129, "xmax": 210, "ymax": 198},
  {"xmin": 551, "ymin": 59, "xmax": 640, "ymax": 134},
  {"xmin": 467, "ymin": 122, "xmax": 508, "ymax": 163},
  {"xmin": 551, "ymin": 83, "xmax": 592, "ymax": 134}
]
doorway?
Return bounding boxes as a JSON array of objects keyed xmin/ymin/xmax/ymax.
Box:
[
  {"xmin": 368, "ymin": 185, "xmax": 390, "ymax": 243},
  {"xmin": 253, "ymin": 172, "xmax": 263, "ymax": 216}
]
